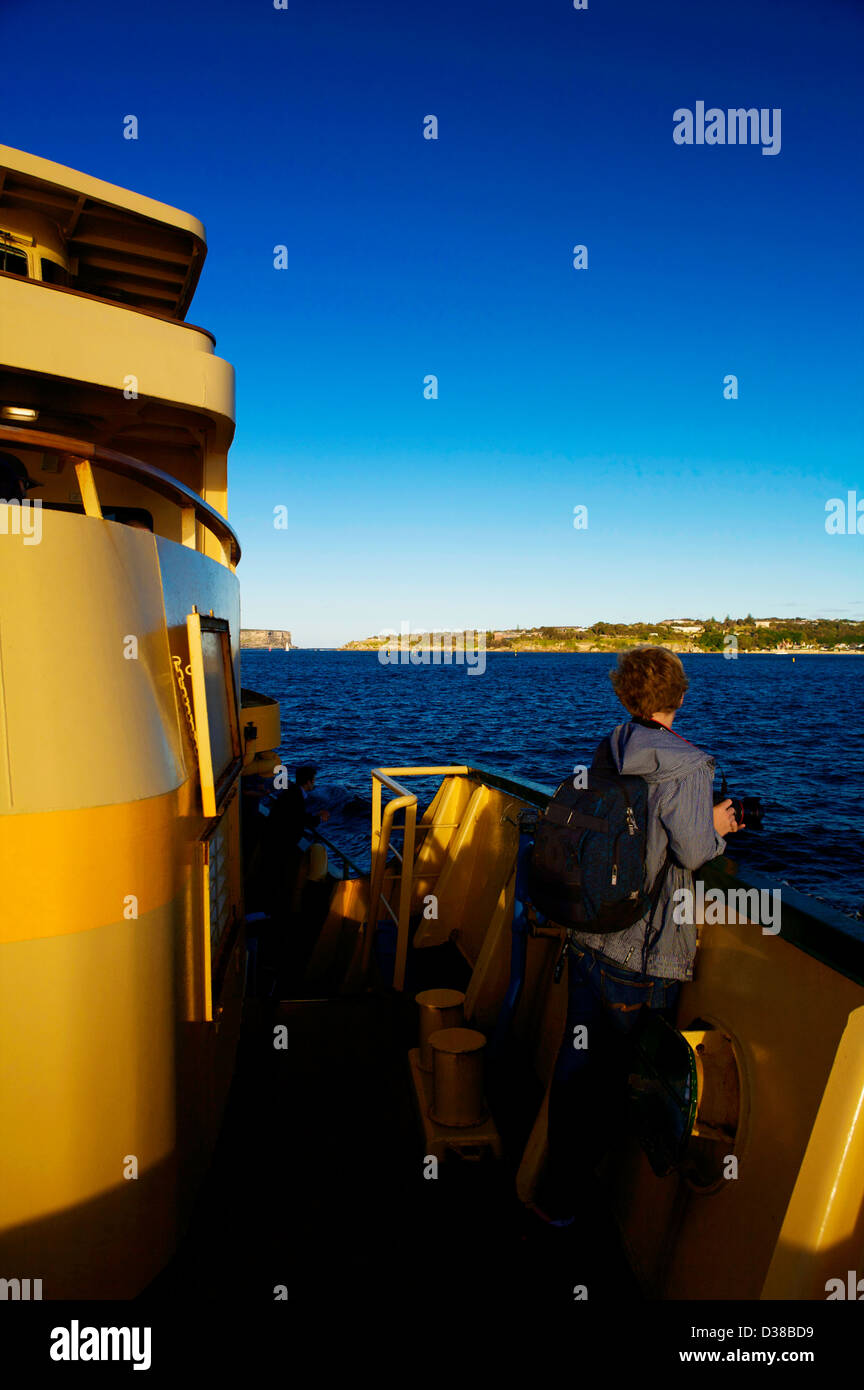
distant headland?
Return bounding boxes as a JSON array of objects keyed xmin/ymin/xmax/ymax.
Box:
[
  {"xmin": 241, "ymin": 629, "xmax": 292, "ymax": 649},
  {"xmin": 341, "ymin": 618, "xmax": 864, "ymax": 655}
]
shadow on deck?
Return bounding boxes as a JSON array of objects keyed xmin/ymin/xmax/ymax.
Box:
[{"xmin": 142, "ymin": 967, "xmax": 640, "ymax": 1313}]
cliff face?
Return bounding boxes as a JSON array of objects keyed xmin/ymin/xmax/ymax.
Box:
[{"xmin": 240, "ymin": 629, "xmax": 292, "ymax": 649}]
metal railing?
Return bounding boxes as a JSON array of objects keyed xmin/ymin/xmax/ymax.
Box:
[
  {"xmin": 363, "ymin": 766, "xmax": 469, "ymax": 991},
  {"xmin": 307, "ymin": 827, "xmax": 366, "ymax": 881},
  {"xmin": 0, "ymin": 423, "xmax": 241, "ymax": 567}
]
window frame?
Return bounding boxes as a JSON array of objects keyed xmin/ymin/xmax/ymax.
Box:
[
  {"xmin": 185, "ymin": 612, "xmax": 242, "ymax": 817},
  {"xmin": 0, "ymin": 244, "xmax": 30, "ymax": 277}
]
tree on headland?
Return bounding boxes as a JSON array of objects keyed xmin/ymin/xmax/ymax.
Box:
[{"xmin": 340, "ymin": 618, "xmax": 864, "ymax": 652}]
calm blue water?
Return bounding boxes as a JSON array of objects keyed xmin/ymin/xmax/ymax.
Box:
[{"xmin": 240, "ymin": 650, "xmax": 864, "ymax": 919}]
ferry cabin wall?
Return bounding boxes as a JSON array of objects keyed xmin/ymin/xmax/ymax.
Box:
[{"xmin": 0, "ymin": 510, "xmax": 243, "ymax": 1296}]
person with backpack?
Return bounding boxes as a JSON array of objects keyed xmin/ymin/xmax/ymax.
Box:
[{"xmin": 531, "ymin": 645, "xmax": 740, "ymax": 1227}]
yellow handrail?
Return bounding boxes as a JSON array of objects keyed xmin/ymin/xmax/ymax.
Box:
[
  {"xmin": 0, "ymin": 423, "xmax": 241, "ymax": 567},
  {"xmin": 364, "ymin": 767, "xmax": 469, "ymax": 991},
  {"xmin": 364, "ymin": 773, "xmax": 416, "ymax": 990}
]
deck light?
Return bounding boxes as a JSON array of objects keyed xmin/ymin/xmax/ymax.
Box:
[{"xmin": 1, "ymin": 405, "xmax": 39, "ymax": 421}]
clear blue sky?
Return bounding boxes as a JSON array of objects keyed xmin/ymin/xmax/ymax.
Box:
[{"xmin": 3, "ymin": 0, "xmax": 862, "ymax": 644}]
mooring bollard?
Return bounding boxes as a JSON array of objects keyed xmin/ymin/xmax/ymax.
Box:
[
  {"xmin": 415, "ymin": 988, "xmax": 465, "ymax": 1072},
  {"xmin": 428, "ymin": 1026, "xmax": 487, "ymax": 1127}
]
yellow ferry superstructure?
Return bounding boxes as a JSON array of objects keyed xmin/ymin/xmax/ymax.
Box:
[
  {"xmin": 0, "ymin": 145, "xmax": 278, "ymax": 1297},
  {"xmin": 3, "ymin": 146, "xmax": 864, "ymax": 1310}
]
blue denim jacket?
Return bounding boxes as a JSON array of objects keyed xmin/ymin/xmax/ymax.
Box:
[{"xmin": 568, "ymin": 720, "xmax": 726, "ymax": 982}]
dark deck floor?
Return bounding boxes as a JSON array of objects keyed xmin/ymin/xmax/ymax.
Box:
[{"xmin": 142, "ymin": 944, "xmax": 641, "ymax": 1313}]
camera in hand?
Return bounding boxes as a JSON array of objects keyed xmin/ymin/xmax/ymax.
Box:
[{"xmin": 713, "ymin": 790, "xmax": 765, "ymax": 831}]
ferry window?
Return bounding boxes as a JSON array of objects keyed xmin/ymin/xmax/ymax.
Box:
[
  {"xmin": 201, "ymin": 626, "xmax": 238, "ymax": 783},
  {"xmin": 40, "ymin": 257, "xmax": 71, "ymax": 287},
  {"xmin": 0, "ymin": 246, "xmax": 28, "ymax": 277},
  {"xmin": 38, "ymin": 503, "xmax": 155, "ymax": 530},
  {"xmin": 186, "ymin": 614, "xmax": 242, "ymax": 817},
  {"xmin": 105, "ymin": 506, "xmax": 153, "ymax": 529}
]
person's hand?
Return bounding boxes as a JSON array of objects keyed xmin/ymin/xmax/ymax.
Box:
[
  {"xmin": 713, "ymin": 799, "xmax": 741, "ymax": 835},
  {"xmin": 319, "ymin": 809, "xmax": 330, "ymax": 823}
]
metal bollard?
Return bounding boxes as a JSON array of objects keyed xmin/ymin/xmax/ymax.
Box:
[
  {"xmin": 429, "ymin": 1027, "xmax": 487, "ymax": 1127},
  {"xmin": 415, "ymin": 988, "xmax": 466, "ymax": 1071}
]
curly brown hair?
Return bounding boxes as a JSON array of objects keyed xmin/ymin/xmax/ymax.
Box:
[{"xmin": 609, "ymin": 645, "xmax": 689, "ymax": 718}]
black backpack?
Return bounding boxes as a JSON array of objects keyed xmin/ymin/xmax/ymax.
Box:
[{"xmin": 528, "ymin": 737, "xmax": 669, "ymax": 936}]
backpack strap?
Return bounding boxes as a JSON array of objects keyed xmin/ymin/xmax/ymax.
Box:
[{"xmin": 592, "ymin": 735, "xmax": 615, "ymax": 774}]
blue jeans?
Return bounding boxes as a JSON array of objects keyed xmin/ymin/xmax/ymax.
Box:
[{"xmin": 540, "ymin": 944, "xmax": 680, "ymax": 1217}]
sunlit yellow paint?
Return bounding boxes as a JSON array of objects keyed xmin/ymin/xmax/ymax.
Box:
[
  {"xmin": 0, "ymin": 145, "xmax": 247, "ymax": 1298},
  {"xmin": 762, "ymin": 1005, "xmax": 864, "ymax": 1299}
]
